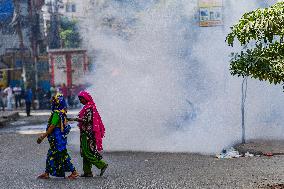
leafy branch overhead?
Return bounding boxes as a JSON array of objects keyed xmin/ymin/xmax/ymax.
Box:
[
  {"xmin": 226, "ymin": 2, "xmax": 284, "ymax": 85},
  {"xmin": 59, "ymin": 17, "xmax": 81, "ymax": 48}
]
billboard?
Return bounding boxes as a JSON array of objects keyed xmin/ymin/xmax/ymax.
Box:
[
  {"xmin": 0, "ymin": 0, "xmax": 14, "ymax": 22},
  {"xmin": 199, "ymin": 0, "xmax": 223, "ymax": 27},
  {"xmin": 49, "ymin": 49, "xmax": 88, "ymax": 88}
]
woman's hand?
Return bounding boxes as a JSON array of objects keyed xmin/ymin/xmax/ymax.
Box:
[
  {"xmin": 37, "ymin": 134, "xmax": 46, "ymax": 144},
  {"xmin": 37, "ymin": 125, "xmax": 55, "ymax": 144}
]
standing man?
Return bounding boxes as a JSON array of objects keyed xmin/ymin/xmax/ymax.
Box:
[
  {"xmin": 0, "ymin": 87, "xmax": 5, "ymax": 111},
  {"xmin": 4, "ymin": 85, "xmax": 13, "ymax": 110},
  {"xmin": 37, "ymin": 87, "xmax": 45, "ymax": 109},
  {"xmin": 25, "ymin": 87, "xmax": 33, "ymax": 116},
  {"xmin": 13, "ymin": 84, "xmax": 22, "ymax": 109}
]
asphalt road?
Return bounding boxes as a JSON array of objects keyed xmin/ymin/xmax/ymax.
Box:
[{"xmin": 0, "ymin": 131, "xmax": 284, "ymax": 189}]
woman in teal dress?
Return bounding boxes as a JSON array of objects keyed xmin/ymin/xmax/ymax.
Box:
[{"xmin": 37, "ymin": 93, "xmax": 79, "ymax": 179}]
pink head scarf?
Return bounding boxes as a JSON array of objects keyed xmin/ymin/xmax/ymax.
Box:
[{"xmin": 78, "ymin": 91, "xmax": 105, "ymax": 151}]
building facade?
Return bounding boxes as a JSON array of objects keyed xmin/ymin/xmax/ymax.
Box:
[
  {"xmin": 48, "ymin": 48, "xmax": 88, "ymax": 88},
  {"xmin": 0, "ymin": 0, "xmax": 47, "ymax": 89}
]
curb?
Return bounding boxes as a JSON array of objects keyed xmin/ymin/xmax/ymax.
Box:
[{"xmin": 0, "ymin": 112, "xmax": 20, "ymax": 127}]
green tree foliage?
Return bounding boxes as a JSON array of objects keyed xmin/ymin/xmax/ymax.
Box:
[
  {"xmin": 59, "ymin": 17, "xmax": 81, "ymax": 48},
  {"xmin": 226, "ymin": 2, "xmax": 284, "ymax": 85}
]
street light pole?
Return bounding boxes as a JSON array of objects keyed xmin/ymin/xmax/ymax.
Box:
[
  {"xmin": 12, "ymin": 0, "xmax": 26, "ymax": 88},
  {"xmin": 30, "ymin": 0, "xmax": 43, "ymax": 91},
  {"xmin": 48, "ymin": 0, "xmax": 61, "ymax": 49},
  {"xmin": 241, "ymin": 77, "xmax": 248, "ymax": 144}
]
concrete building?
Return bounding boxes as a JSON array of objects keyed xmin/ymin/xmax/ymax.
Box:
[
  {"xmin": 59, "ymin": 0, "xmax": 88, "ymax": 20},
  {"xmin": 0, "ymin": 0, "xmax": 47, "ymax": 89},
  {"xmin": 42, "ymin": 0, "xmax": 89, "ymax": 24},
  {"xmin": 0, "ymin": 0, "xmax": 30, "ymax": 56}
]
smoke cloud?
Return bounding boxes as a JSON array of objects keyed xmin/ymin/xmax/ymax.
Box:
[{"xmin": 70, "ymin": 0, "xmax": 284, "ymax": 154}]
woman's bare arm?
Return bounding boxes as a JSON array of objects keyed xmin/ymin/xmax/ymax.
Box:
[{"xmin": 37, "ymin": 125, "xmax": 55, "ymax": 144}]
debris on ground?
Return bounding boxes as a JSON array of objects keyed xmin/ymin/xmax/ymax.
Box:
[
  {"xmin": 263, "ymin": 152, "xmax": 274, "ymax": 157},
  {"xmin": 244, "ymin": 151, "xmax": 254, "ymax": 157},
  {"xmin": 216, "ymin": 148, "xmax": 256, "ymax": 159},
  {"xmin": 234, "ymin": 140, "xmax": 284, "ymax": 157},
  {"xmin": 216, "ymin": 147, "xmax": 242, "ymax": 159},
  {"xmin": 261, "ymin": 183, "xmax": 284, "ymax": 189}
]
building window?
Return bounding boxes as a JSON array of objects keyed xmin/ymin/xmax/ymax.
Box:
[
  {"xmin": 66, "ymin": 3, "xmax": 76, "ymax": 12},
  {"xmin": 72, "ymin": 4, "xmax": 76, "ymax": 12},
  {"xmin": 0, "ymin": 71, "xmax": 3, "ymax": 80}
]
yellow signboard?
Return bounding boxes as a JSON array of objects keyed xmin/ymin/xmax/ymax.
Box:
[
  {"xmin": 199, "ymin": 0, "xmax": 223, "ymax": 27},
  {"xmin": 0, "ymin": 71, "xmax": 8, "ymax": 87},
  {"xmin": 199, "ymin": 0, "xmax": 222, "ymax": 7}
]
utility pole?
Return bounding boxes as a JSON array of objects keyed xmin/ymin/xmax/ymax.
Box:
[
  {"xmin": 48, "ymin": 0, "xmax": 61, "ymax": 49},
  {"xmin": 12, "ymin": 0, "xmax": 26, "ymax": 87},
  {"xmin": 29, "ymin": 0, "xmax": 41, "ymax": 91},
  {"xmin": 241, "ymin": 77, "xmax": 248, "ymax": 144},
  {"xmin": 30, "ymin": 0, "xmax": 45, "ymax": 107},
  {"xmin": 12, "ymin": 0, "xmax": 24, "ymax": 50}
]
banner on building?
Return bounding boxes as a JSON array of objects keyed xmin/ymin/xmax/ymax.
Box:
[
  {"xmin": 199, "ymin": 0, "xmax": 223, "ymax": 27},
  {"xmin": 0, "ymin": 0, "xmax": 14, "ymax": 22}
]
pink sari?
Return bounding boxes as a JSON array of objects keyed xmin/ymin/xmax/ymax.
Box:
[{"xmin": 78, "ymin": 91, "xmax": 105, "ymax": 151}]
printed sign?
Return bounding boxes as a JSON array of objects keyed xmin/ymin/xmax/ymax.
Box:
[
  {"xmin": 71, "ymin": 54, "xmax": 84, "ymax": 85},
  {"xmin": 199, "ymin": 0, "xmax": 222, "ymax": 7},
  {"xmin": 55, "ymin": 55, "xmax": 66, "ymax": 69},
  {"xmin": 199, "ymin": 0, "xmax": 223, "ymax": 27},
  {"xmin": 54, "ymin": 55, "xmax": 67, "ymax": 86}
]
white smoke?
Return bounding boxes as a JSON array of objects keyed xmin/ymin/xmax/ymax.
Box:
[{"xmin": 71, "ymin": 0, "xmax": 284, "ymax": 154}]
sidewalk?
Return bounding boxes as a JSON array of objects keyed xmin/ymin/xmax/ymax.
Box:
[
  {"xmin": 235, "ymin": 140, "xmax": 284, "ymax": 156},
  {"xmin": 0, "ymin": 109, "xmax": 80, "ymax": 127},
  {"xmin": 0, "ymin": 111, "xmax": 19, "ymax": 126}
]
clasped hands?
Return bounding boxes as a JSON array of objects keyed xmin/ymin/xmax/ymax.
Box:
[{"xmin": 67, "ymin": 117, "xmax": 79, "ymax": 122}]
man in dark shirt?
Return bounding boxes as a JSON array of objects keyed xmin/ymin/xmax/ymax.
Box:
[
  {"xmin": 25, "ymin": 87, "xmax": 33, "ymax": 116},
  {"xmin": 13, "ymin": 84, "xmax": 22, "ymax": 109}
]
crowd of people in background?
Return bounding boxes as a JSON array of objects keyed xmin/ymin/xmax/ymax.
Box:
[{"xmin": 0, "ymin": 83, "xmax": 87, "ymax": 116}]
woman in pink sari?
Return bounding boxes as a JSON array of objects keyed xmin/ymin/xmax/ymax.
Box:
[{"xmin": 69, "ymin": 91, "xmax": 108, "ymax": 177}]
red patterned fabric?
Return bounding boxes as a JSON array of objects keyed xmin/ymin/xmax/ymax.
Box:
[{"xmin": 78, "ymin": 91, "xmax": 105, "ymax": 151}]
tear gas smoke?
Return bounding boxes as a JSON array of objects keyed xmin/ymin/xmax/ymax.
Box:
[{"xmin": 70, "ymin": 0, "xmax": 284, "ymax": 154}]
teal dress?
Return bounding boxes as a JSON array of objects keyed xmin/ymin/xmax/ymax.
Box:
[{"xmin": 45, "ymin": 111, "xmax": 76, "ymax": 177}]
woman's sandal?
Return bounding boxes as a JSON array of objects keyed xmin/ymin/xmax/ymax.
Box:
[
  {"xmin": 67, "ymin": 171, "xmax": 79, "ymax": 179},
  {"xmin": 37, "ymin": 173, "xmax": 49, "ymax": 179}
]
